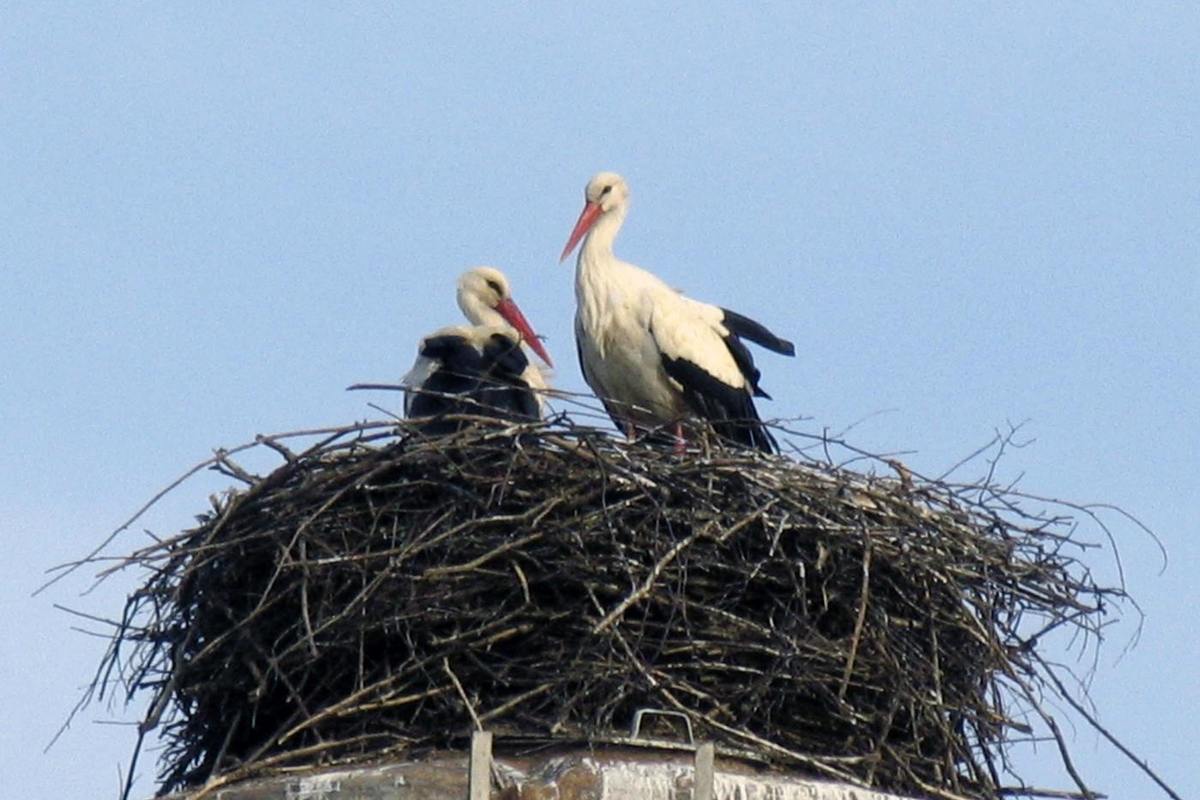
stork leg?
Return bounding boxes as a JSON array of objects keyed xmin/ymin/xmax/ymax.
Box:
[
  {"xmin": 624, "ymin": 421, "xmax": 637, "ymax": 441},
  {"xmin": 673, "ymin": 422, "xmax": 686, "ymax": 455}
]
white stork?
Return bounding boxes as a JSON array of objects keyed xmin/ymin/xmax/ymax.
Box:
[
  {"xmin": 402, "ymin": 267, "xmax": 553, "ymax": 432},
  {"xmin": 560, "ymin": 172, "xmax": 794, "ymax": 452}
]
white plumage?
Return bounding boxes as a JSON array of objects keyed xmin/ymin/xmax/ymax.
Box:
[{"xmin": 561, "ymin": 173, "xmax": 794, "ymax": 452}]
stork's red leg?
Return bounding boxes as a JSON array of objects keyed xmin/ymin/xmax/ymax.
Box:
[{"xmin": 673, "ymin": 422, "xmax": 686, "ymax": 455}]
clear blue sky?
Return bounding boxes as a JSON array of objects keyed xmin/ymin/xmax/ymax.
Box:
[{"xmin": 3, "ymin": 5, "xmax": 1196, "ymax": 798}]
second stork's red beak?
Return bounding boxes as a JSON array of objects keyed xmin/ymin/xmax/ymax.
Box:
[
  {"xmin": 559, "ymin": 201, "xmax": 603, "ymax": 263},
  {"xmin": 495, "ymin": 297, "xmax": 554, "ymax": 368}
]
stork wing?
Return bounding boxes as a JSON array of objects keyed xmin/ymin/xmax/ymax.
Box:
[
  {"xmin": 400, "ymin": 354, "xmax": 439, "ymax": 417},
  {"xmin": 479, "ymin": 333, "xmax": 541, "ymax": 421},
  {"xmin": 648, "ymin": 302, "xmax": 777, "ymax": 452}
]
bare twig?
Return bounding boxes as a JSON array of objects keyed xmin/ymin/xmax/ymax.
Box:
[{"xmin": 60, "ymin": 412, "xmax": 1164, "ymax": 800}]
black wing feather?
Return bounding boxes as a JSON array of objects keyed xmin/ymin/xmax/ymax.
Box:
[
  {"xmin": 407, "ymin": 332, "xmax": 539, "ymax": 434},
  {"xmin": 717, "ymin": 307, "xmax": 793, "ymax": 399},
  {"xmin": 722, "ymin": 333, "xmax": 770, "ymax": 399},
  {"xmin": 406, "ymin": 336, "xmax": 488, "ymax": 434},
  {"xmin": 480, "ymin": 333, "xmax": 540, "ymax": 421},
  {"xmin": 660, "ymin": 352, "xmax": 778, "ymax": 453},
  {"xmin": 719, "ymin": 307, "xmax": 796, "ymax": 356}
]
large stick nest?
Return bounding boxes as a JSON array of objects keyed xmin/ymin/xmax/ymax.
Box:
[{"xmin": 86, "ymin": 415, "xmax": 1136, "ymax": 799}]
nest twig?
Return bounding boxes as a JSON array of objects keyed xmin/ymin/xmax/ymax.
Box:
[{"xmin": 67, "ymin": 412, "xmax": 1168, "ymax": 799}]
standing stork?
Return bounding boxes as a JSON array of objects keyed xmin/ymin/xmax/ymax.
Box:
[
  {"xmin": 402, "ymin": 267, "xmax": 553, "ymax": 433},
  {"xmin": 560, "ymin": 172, "xmax": 794, "ymax": 452}
]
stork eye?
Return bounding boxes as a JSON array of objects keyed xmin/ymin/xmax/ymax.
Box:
[
  {"xmin": 600, "ymin": 185, "xmax": 612, "ymax": 196},
  {"xmin": 486, "ymin": 279, "xmax": 503, "ymax": 296}
]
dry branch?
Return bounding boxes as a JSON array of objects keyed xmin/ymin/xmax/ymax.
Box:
[{"xmin": 73, "ymin": 414, "xmax": 1150, "ymax": 799}]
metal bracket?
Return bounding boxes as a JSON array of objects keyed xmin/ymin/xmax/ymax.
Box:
[{"xmin": 629, "ymin": 707, "xmax": 695, "ymax": 745}]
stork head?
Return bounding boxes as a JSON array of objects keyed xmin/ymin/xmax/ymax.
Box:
[
  {"xmin": 559, "ymin": 171, "xmax": 630, "ymax": 262},
  {"xmin": 456, "ymin": 266, "xmax": 511, "ymax": 318},
  {"xmin": 456, "ymin": 266, "xmax": 553, "ymax": 367},
  {"xmin": 586, "ymin": 171, "xmax": 630, "ymax": 212}
]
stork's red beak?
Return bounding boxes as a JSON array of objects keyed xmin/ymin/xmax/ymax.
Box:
[
  {"xmin": 559, "ymin": 201, "xmax": 602, "ymax": 262},
  {"xmin": 495, "ymin": 297, "xmax": 554, "ymax": 368}
]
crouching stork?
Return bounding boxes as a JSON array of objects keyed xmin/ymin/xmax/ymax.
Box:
[{"xmin": 401, "ymin": 267, "xmax": 553, "ymax": 434}]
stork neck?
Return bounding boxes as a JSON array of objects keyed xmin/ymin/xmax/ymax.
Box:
[
  {"xmin": 574, "ymin": 206, "xmax": 630, "ymax": 337},
  {"xmin": 579, "ymin": 206, "xmax": 625, "ymax": 272}
]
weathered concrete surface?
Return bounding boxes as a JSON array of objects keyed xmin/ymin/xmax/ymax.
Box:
[{"xmin": 177, "ymin": 745, "xmax": 916, "ymax": 800}]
